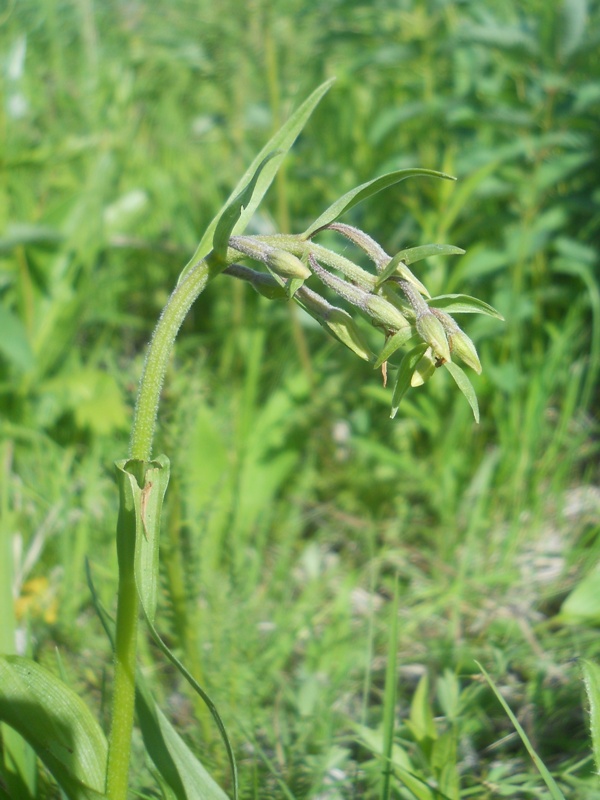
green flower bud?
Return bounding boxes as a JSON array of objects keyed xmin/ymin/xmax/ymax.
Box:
[
  {"xmin": 266, "ymin": 249, "xmax": 311, "ymax": 280},
  {"xmin": 364, "ymin": 295, "xmax": 410, "ymax": 332},
  {"xmin": 415, "ymin": 311, "xmax": 451, "ymax": 363},
  {"xmin": 325, "ymin": 307, "xmax": 373, "ymax": 362},
  {"xmin": 411, "ymin": 348, "xmax": 436, "ymax": 386},
  {"xmin": 448, "ymin": 329, "xmax": 482, "ymax": 374}
]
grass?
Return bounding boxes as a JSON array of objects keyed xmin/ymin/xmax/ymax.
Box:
[{"xmin": 1, "ymin": 0, "xmax": 599, "ymax": 797}]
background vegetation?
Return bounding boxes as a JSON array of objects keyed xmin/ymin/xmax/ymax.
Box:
[{"xmin": 1, "ymin": 0, "xmax": 599, "ymax": 797}]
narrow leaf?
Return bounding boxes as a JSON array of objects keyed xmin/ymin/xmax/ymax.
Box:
[
  {"xmin": 374, "ymin": 329, "xmax": 417, "ymax": 369},
  {"xmin": 443, "ymin": 361, "xmax": 480, "ymax": 423},
  {"xmin": 581, "ymin": 660, "xmax": 600, "ymax": 775},
  {"xmin": 390, "ymin": 343, "xmax": 429, "ymax": 418},
  {"xmin": 0, "ymin": 656, "xmax": 107, "ymax": 800},
  {"xmin": 139, "ymin": 606, "xmax": 238, "ymax": 800},
  {"xmin": 212, "ymin": 152, "xmax": 279, "ymax": 259},
  {"xmin": 374, "ymin": 252, "xmax": 430, "ymax": 296},
  {"xmin": 391, "ymin": 244, "xmax": 465, "ymax": 266},
  {"xmin": 476, "ymin": 662, "xmax": 566, "ymax": 800},
  {"xmin": 428, "ymin": 294, "xmax": 504, "ymax": 320},
  {"xmin": 0, "ymin": 306, "xmax": 35, "ymax": 372},
  {"xmin": 136, "ymin": 675, "xmax": 230, "ymax": 800},
  {"xmin": 178, "ymin": 79, "xmax": 335, "ymax": 281},
  {"xmin": 304, "ymin": 169, "xmax": 455, "ymax": 238}
]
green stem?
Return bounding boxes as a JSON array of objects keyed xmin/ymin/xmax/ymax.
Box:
[
  {"xmin": 130, "ymin": 254, "xmax": 224, "ymax": 461},
  {"xmin": 106, "ymin": 253, "xmax": 225, "ymax": 799}
]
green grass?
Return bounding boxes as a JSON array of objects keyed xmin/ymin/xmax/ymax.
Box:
[{"xmin": 1, "ymin": 0, "xmax": 600, "ymax": 797}]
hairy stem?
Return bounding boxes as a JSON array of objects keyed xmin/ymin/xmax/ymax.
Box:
[{"xmin": 106, "ymin": 253, "xmax": 225, "ymax": 799}]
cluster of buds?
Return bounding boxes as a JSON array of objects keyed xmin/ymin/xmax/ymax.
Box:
[{"xmin": 223, "ymin": 223, "xmax": 502, "ymax": 421}]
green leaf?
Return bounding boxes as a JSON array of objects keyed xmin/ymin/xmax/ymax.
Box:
[
  {"xmin": 115, "ymin": 456, "xmax": 170, "ymax": 623},
  {"xmin": 136, "ymin": 675, "xmax": 231, "ymax": 800},
  {"xmin": 374, "ymin": 251, "xmax": 430, "ymax": 296},
  {"xmin": 0, "ymin": 656, "xmax": 107, "ymax": 800},
  {"xmin": 178, "ymin": 79, "xmax": 335, "ymax": 281},
  {"xmin": 212, "ymin": 152, "xmax": 280, "ymax": 260},
  {"xmin": 374, "ymin": 329, "xmax": 416, "ymax": 369},
  {"xmin": 304, "ymin": 168, "xmax": 455, "ymax": 238},
  {"xmin": 0, "ymin": 305, "xmax": 34, "ymax": 372},
  {"xmin": 476, "ymin": 662, "xmax": 566, "ymax": 800},
  {"xmin": 390, "ymin": 343, "xmax": 428, "ymax": 419},
  {"xmin": 581, "ymin": 660, "xmax": 600, "ymax": 776},
  {"xmin": 428, "ymin": 294, "xmax": 505, "ymax": 320},
  {"xmin": 407, "ymin": 674, "xmax": 437, "ymax": 745},
  {"xmin": 391, "ymin": 244, "xmax": 465, "ymax": 266},
  {"xmin": 443, "ymin": 361, "xmax": 480, "ymax": 423},
  {"xmin": 560, "ymin": 564, "xmax": 600, "ymax": 623}
]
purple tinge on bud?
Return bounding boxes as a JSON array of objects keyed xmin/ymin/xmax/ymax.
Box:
[
  {"xmin": 266, "ymin": 249, "xmax": 311, "ymax": 280},
  {"xmin": 448, "ymin": 329, "xmax": 482, "ymax": 374},
  {"xmin": 364, "ymin": 295, "xmax": 411, "ymax": 332},
  {"xmin": 415, "ymin": 311, "xmax": 451, "ymax": 363}
]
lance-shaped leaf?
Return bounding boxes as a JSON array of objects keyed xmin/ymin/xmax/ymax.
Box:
[
  {"xmin": 374, "ymin": 251, "xmax": 430, "ymax": 296},
  {"xmin": 212, "ymin": 153, "xmax": 280, "ymax": 260},
  {"xmin": 392, "ymin": 243, "xmax": 465, "ymax": 266},
  {"xmin": 0, "ymin": 656, "xmax": 107, "ymax": 800},
  {"xmin": 178, "ymin": 78, "xmax": 335, "ymax": 281},
  {"xmin": 114, "ymin": 456, "xmax": 238, "ymax": 798},
  {"xmin": 428, "ymin": 294, "xmax": 505, "ymax": 320},
  {"xmin": 304, "ymin": 168, "xmax": 455, "ymax": 238},
  {"xmin": 136, "ymin": 673, "xmax": 231, "ymax": 800},
  {"xmin": 444, "ymin": 361, "xmax": 480, "ymax": 423},
  {"xmin": 390, "ymin": 343, "xmax": 429, "ymax": 419},
  {"xmin": 374, "ymin": 329, "xmax": 417, "ymax": 369}
]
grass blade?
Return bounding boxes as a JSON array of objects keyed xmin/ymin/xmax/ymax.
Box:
[{"xmin": 476, "ymin": 662, "xmax": 567, "ymax": 800}]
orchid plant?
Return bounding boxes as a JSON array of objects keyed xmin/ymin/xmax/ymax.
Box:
[{"xmin": 0, "ymin": 80, "xmax": 502, "ymax": 800}]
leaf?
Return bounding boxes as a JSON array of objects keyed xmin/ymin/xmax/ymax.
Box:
[
  {"xmin": 581, "ymin": 660, "xmax": 600, "ymax": 776},
  {"xmin": 443, "ymin": 361, "xmax": 480, "ymax": 423},
  {"xmin": 390, "ymin": 343, "xmax": 429, "ymax": 419},
  {"xmin": 476, "ymin": 662, "xmax": 567, "ymax": 800},
  {"xmin": 114, "ymin": 457, "xmax": 238, "ymax": 799},
  {"xmin": 304, "ymin": 169, "xmax": 455, "ymax": 238},
  {"xmin": 85, "ymin": 564, "xmax": 230, "ymax": 800},
  {"xmin": 407, "ymin": 674, "xmax": 437, "ymax": 745},
  {"xmin": 374, "ymin": 251, "xmax": 430, "ymax": 296},
  {"xmin": 212, "ymin": 152, "xmax": 280, "ymax": 259},
  {"xmin": 0, "ymin": 305, "xmax": 34, "ymax": 372},
  {"xmin": 115, "ymin": 456, "xmax": 170, "ymax": 623},
  {"xmin": 0, "ymin": 656, "xmax": 107, "ymax": 800},
  {"xmin": 390, "ymin": 244, "xmax": 465, "ymax": 266},
  {"xmin": 428, "ymin": 294, "xmax": 504, "ymax": 320},
  {"xmin": 178, "ymin": 79, "xmax": 335, "ymax": 281},
  {"xmin": 374, "ymin": 329, "xmax": 417, "ymax": 369},
  {"xmin": 136, "ymin": 675, "xmax": 230, "ymax": 800},
  {"xmin": 560, "ymin": 564, "xmax": 600, "ymax": 623},
  {"xmin": 558, "ymin": 0, "xmax": 588, "ymax": 60}
]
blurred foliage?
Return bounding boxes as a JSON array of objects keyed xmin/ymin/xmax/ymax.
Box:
[{"xmin": 1, "ymin": 0, "xmax": 599, "ymax": 797}]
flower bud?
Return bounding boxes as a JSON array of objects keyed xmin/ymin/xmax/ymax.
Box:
[
  {"xmin": 411, "ymin": 348, "xmax": 436, "ymax": 386},
  {"xmin": 448, "ymin": 329, "xmax": 482, "ymax": 374},
  {"xmin": 364, "ymin": 295, "xmax": 410, "ymax": 332},
  {"xmin": 266, "ymin": 249, "xmax": 311, "ymax": 280},
  {"xmin": 325, "ymin": 308, "xmax": 373, "ymax": 362},
  {"xmin": 415, "ymin": 311, "xmax": 451, "ymax": 363}
]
